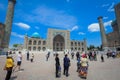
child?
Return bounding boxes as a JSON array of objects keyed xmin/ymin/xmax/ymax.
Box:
[{"xmin": 30, "ymin": 53, "xmax": 34, "ymax": 62}]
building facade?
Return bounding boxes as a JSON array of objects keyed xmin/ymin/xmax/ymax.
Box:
[
  {"xmin": 98, "ymin": 3, "xmax": 120, "ymax": 50},
  {"xmin": 24, "ymin": 28, "xmax": 87, "ymax": 52},
  {"xmin": 106, "ymin": 3, "xmax": 120, "ymax": 48}
]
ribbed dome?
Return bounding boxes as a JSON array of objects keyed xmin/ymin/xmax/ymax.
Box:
[{"xmin": 31, "ymin": 32, "xmax": 40, "ymax": 38}]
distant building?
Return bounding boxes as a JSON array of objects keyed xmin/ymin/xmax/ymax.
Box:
[
  {"xmin": 98, "ymin": 3, "xmax": 120, "ymax": 50},
  {"xmin": 24, "ymin": 28, "xmax": 87, "ymax": 52},
  {"xmin": 107, "ymin": 3, "xmax": 120, "ymax": 48}
]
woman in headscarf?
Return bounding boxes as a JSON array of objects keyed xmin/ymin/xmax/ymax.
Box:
[{"xmin": 79, "ymin": 53, "xmax": 88, "ymax": 79}]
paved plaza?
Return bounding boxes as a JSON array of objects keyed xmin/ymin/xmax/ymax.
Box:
[{"xmin": 0, "ymin": 52, "xmax": 120, "ymax": 80}]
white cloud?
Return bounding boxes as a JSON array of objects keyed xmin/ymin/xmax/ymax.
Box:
[
  {"xmin": 88, "ymin": 20, "xmax": 112, "ymax": 32},
  {"xmin": 11, "ymin": 32, "xmax": 24, "ymax": 38},
  {"xmin": 103, "ymin": 17, "xmax": 108, "ymax": 20},
  {"xmin": 108, "ymin": 2, "xmax": 115, "ymax": 12},
  {"xmin": 21, "ymin": 6, "xmax": 77, "ymax": 30},
  {"xmin": 78, "ymin": 32, "xmax": 85, "ymax": 35},
  {"xmin": 14, "ymin": 22, "xmax": 30, "ymax": 29},
  {"xmin": 102, "ymin": 4, "xmax": 109, "ymax": 7},
  {"xmin": 104, "ymin": 20, "xmax": 112, "ymax": 27},
  {"xmin": 70, "ymin": 25, "xmax": 78, "ymax": 31},
  {"xmin": 35, "ymin": 26, "xmax": 39, "ymax": 29},
  {"xmin": 34, "ymin": 6, "xmax": 77, "ymax": 29},
  {"xmin": 88, "ymin": 23, "xmax": 99, "ymax": 32}
]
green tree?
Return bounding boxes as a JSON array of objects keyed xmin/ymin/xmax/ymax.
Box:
[
  {"xmin": 13, "ymin": 44, "xmax": 19, "ymax": 48},
  {"xmin": 89, "ymin": 45, "xmax": 95, "ymax": 50}
]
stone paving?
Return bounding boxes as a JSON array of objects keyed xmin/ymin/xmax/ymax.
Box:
[{"xmin": 0, "ymin": 52, "xmax": 120, "ymax": 80}]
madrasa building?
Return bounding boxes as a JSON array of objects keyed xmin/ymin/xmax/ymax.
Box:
[
  {"xmin": 98, "ymin": 3, "xmax": 120, "ymax": 51},
  {"xmin": 24, "ymin": 28, "xmax": 87, "ymax": 52}
]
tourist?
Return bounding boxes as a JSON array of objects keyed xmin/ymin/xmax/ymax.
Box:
[
  {"xmin": 46, "ymin": 51, "xmax": 50, "ymax": 61},
  {"xmin": 27, "ymin": 51, "xmax": 29, "ymax": 60},
  {"xmin": 14, "ymin": 51, "xmax": 22, "ymax": 71},
  {"xmin": 30, "ymin": 53, "xmax": 34, "ymax": 62},
  {"xmin": 63, "ymin": 54, "xmax": 70, "ymax": 77},
  {"xmin": 112, "ymin": 51, "xmax": 116, "ymax": 58},
  {"xmin": 79, "ymin": 54, "xmax": 88, "ymax": 79},
  {"xmin": 76, "ymin": 52, "xmax": 80, "ymax": 60},
  {"xmin": 6, "ymin": 51, "xmax": 8, "ymax": 57},
  {"xmin": 101, "ymin": 54, "xmax": 104, "ymax": 62},
  {"xmin": 71, "ymin": 51, "xmax": 74, "ymax": 59},
  {"xmin": 76, "ymin": 57, "xmax": 81, "ymax": 72},
  {"xmin": 4, "ymin": 54, "xmax": 15, "ymax": 80},
  {"xmin": 55, "ymin": 53, "xmax": 60, "ymax": 78}
]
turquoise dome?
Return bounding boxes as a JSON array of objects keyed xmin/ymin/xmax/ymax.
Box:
[{"xmin": 31, "ymin": 32, "xmax": 40, "ymax": 38}]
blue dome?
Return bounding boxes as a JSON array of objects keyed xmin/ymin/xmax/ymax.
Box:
[{"xmin": 31, "ymin": 32, "xmax": 40, "ymax": 38}]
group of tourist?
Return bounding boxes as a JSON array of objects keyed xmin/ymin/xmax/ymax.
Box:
[
  {"xmin": 106, "ymin": 50, "xmax": 117, "ymax": 58},
  {"xmin": 4, "ymin": 51, "xmax": 22, "ymax": 80},
  {"xmin": 88, "ymin": 51, "xmax": 97, "ymax": 61},
  {"xmin": 3, "ymin": 50, "xmax": 89, "ymax": 80},
  {"xmin": 26, "ymin": 51, "xmax": 34, "ymax": 62},
  {"xmin": 55, "ymin": 51, "xmax": 89, "ymax": 79},
  {"xmin": 4, "ymin": 50, "xmax": 35, "ymax": 80},
  {"xmin": 55, "ymin": 54, "xmax": 71, "ymax": 78}
]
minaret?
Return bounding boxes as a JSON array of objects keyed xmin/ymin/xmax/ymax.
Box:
[
  {"xmin": 4, "ymin": 0, "xmax": 16, "ymax": 48},
  {"xmin": 97, "ymin": 16, "xmax": 108, "ymax": 50}
]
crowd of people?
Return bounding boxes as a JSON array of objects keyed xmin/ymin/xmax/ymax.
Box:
[
  {"xmin": 3, "ymin": 49, "xmax": 119, "ymax": 80},
  {"xmin": 54, "ymin": 51, "xmax": 89, "ymax": 79},
  {"xmin": 3, "ymin": 51, "xmax": 35, "ymax": 80}
]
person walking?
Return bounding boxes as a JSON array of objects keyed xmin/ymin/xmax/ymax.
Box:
[
  {"xmin": 63, "ymin": 54, "xmax": 70, "ymax": 77},
  {"xmin": 14, "ymin": 51, "xmax": 22, "ymax": 71},
  {"xmin": 101, "ymin": 54, "xmax": 104, "ymax": 62},
  {"xmin": 55, "ymin": 53, "xmax": 60, "ymax": 78},
  {"xmin": 46, "ymin": 51, "xmax": 50, "ymax": 61},
  {"xmin": 30, "ymin": 53, "xmax": 34, "ymax": 62},
  {"xmin": 76, "ymin": 57, "xmax": 81, "ymax": 72},
  {"xmin": 79, "ymin": 54, "xmax": 88, "ymax": 79},
  {"xmin": 4, "ymin": 54, "xmax": 15, "ymax": 80},
  {"xmin": 71, "ymin": 51, "xmax": 74, "ymax": 59},
  {"xmin": 27, "ymin": 51, "xmax": 29, "ymax": 60},
  {"xmin": 76, "ymin": 52, "xmax": 80, "ymax": 60}
]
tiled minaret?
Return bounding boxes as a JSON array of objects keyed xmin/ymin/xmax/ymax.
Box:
[
  {"xmin": 4, "ymin": 0, "xmax": 16, "ymax": 48},
  {"xmin": 98, "ymin": 16, "xmax": 108, "ymax": 50}
]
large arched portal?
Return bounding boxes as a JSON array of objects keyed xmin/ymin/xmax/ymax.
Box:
[{"xmin": 53, "ymin": 34, "xmax": 65, "ymax": 51}]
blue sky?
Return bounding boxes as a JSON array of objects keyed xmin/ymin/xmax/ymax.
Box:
[{"xmin": 0, "ymin": 0, "xmax": 119, "ymax": 48}]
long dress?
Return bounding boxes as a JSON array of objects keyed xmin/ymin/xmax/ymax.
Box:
[{"xmin": 79, "ymin": 57, "xmax": 88, "ymax": 78}]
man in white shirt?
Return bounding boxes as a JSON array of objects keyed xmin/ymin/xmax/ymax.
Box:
[{"xmin": 14, "ymin": 51, "xmax": 22, "ymax": 71}]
